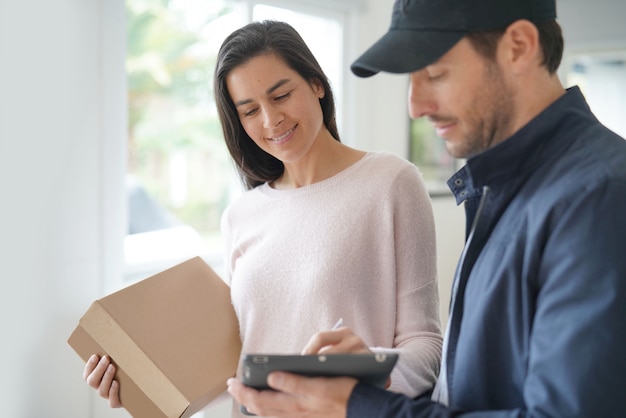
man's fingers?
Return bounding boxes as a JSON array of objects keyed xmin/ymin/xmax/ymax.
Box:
[
  {"xmin": 228, "ymin": 375, "xmax": 306, "ymax": 416},
  {"xmin": 266, "ymin": 371, "xmax": 301, "ymax": 393},
  {"xmin": 267, "ymin": 371, "xmax": 357, "ymax": 396},
  {"xmin": 227, "ymin": 378, "xmax": 265, "ymax": 415},
  {"xmin": 269, "ymin": 372, "xmax": 357, "ymax": 416},
  {"xmin": 228, "ymin": 374, "xmax": 356, "ymax": 418}
]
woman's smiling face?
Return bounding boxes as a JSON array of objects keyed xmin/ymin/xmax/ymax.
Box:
[{"xmin": 226, "ymin": 52, "xmax": 326, "ymax": 164}]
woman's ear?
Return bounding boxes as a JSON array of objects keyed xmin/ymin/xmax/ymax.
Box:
[{"xmin": 311, "ymin": 78, "xmax": 325, "ymax": 99}]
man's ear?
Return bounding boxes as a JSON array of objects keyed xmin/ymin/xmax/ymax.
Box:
[{"xmin": 499, "ymin": 19, "xmax": 541, "ymax": 73}]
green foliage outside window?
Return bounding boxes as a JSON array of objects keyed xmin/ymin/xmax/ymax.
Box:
[{"xmin": 126, "ymin": 0, "xmax": 235, "ymax": 244}]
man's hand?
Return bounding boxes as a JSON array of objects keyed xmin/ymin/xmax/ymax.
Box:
[
  {"xmin": 227, "ymin": 372, "xmax": 357, "ymax": 418},
  {"xmin": 227, "ymin": 327, "xmax": 377, "ymax": 416}
]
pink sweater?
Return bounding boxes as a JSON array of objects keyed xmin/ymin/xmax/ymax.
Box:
[{"xmin": 221, "ymin": 152, "xmax": 442, "ymax": 416}]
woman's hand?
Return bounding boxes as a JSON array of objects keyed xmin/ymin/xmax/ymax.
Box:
[
  {"xmin": 83, "ymin": 354, "xmax": 122, "ymax": 408},
  {"xmin": 302, "ymin": 327, "xmax": 391, "ymax": 389},
  {"xmin": 301, "ymin": 326, "xmax": 371, "ymax": 355}
]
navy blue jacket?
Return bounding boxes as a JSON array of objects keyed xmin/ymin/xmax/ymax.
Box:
[{"xmin": 348, "ymin": 87, "xmax": 626, "ymax": 417}]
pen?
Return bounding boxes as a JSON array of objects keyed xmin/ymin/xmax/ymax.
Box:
[{"xmin": 331, "ymin": 317, "xmax": 344, "ymax": 330}]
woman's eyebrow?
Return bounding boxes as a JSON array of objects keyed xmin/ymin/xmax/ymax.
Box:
[
  {"xmin": 234, "ymin": 78, "xmax": 292, "ymax": 107},
  {"xmin": 266, "ymin": 78, "xmax": 291, "ymax": 95}
]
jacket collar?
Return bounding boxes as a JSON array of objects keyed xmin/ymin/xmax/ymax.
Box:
[{"xmin": 448, "ymin": 86, "xmax": 590, "ymax": 204}]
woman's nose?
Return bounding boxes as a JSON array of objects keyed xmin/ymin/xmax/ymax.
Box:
[{"xmin": 262, "ymin": 106, "xmax": 283, "ymax": 128}]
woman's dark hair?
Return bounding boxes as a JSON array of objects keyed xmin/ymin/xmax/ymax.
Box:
[
  {"xmin": 466, "ymin": 19, "xmax": 564, "ymax": 74},
  {"xmin": 214, "ymin": 20, "xmax": 340, "ymax": 190}
]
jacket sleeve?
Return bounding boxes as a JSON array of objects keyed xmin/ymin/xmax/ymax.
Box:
[
  {"xmin": 522, "ymin": 179, "xmax": 626, "ymax": 417},
  {"xmin": 349, "ymin": 180, "xmax": 626, "ymax": 417},
  {"xmin": 348, "ymin": 384, "xmax": 464, "ymax": 418}
]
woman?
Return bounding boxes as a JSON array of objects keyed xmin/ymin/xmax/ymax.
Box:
[
  {"xmin": 216, "ymin": 20, "xmax": 441, "ymax": 417},
  {"xmin": 84, "ymin": 20, "xmax": 442, "ymax": 418}
]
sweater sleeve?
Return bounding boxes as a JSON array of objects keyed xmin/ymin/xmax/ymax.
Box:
[{"xmin": 372, "ymin": 163, "xmax": 443, "ymax": 397}]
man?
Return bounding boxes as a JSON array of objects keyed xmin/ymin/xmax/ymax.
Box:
[{"xmin": 227, "ymin": 0, "xmax": 626, "ymax": 416}]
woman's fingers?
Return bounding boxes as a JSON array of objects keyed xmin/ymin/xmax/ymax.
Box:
[
  {"xmin": 97, "ymin": 362, "xmax": 117, "ymax": 399},
  {"xmin": 301, "ymin": 328, "xmax": 371, "ymax": 355},
  {"xmin": 84, "ymin": 355, "xmax": 110, "ymax": 389},
  {"xmin": 108, "ymin": 379, "xmax": 122, "ymax": 408},
  {"xmin": 82, "ymin": 354, "xmax": 100, "ymax": 382},
  {"xmin": 83, "ymin": 354, "xmax": 122, "ymax": 408}
]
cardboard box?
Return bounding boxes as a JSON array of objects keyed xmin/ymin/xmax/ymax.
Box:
[{"xmin": 68, "ymin": 256, "xmax": 241, "ymax": 418}]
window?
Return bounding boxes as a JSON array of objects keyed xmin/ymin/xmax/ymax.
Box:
[{"xmin": 124, "ymin": 0, "xmax": 245, "ymax": 279}]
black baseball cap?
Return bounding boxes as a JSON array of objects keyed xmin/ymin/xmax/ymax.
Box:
[{"xmin": 351, "ymin": 0, "xmax": 557, "ymax": 77}]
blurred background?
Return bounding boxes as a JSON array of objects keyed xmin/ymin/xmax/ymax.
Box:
[{"xmin": 1, "ymin": 0, "xmax": 625, "ymax": 416}]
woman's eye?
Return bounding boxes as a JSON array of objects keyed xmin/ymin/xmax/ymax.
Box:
[
  {"xmin": 243, "ymin": 108, "xmax": 258, "ymax": 117},
  {"xmin": 275, "ymin": 91, "xmax": 291, "ymax": 101}
]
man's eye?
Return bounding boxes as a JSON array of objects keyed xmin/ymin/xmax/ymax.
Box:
[{"xmin": 427, "ymin": 71, "xmax": 445, "ymax": 81}]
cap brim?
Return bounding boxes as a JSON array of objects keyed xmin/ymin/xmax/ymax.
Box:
[{"xmin": 351, "ymin": 29, "xmax": 466, "ymax": 78}]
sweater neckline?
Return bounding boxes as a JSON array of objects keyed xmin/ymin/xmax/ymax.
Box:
[{"xmin": 257, "ymin": 152, "xmax": 375, "ymax": 198}]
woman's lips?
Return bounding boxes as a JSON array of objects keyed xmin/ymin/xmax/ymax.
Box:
[{"xmin": 268, "ymin": 124, "xmax": 297, "ymax": 143}]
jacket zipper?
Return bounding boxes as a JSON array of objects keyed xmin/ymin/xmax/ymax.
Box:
[{"xmin": 438, "ymin": 185, "xmax": 490, "ymax": 405}]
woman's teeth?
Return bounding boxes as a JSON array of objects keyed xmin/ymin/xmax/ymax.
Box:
[{"xmin": 270, "ymin": 127, "xmax": 294, "ymax": 141}]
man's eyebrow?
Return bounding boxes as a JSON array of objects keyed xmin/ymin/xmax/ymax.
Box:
[{"xmin": 234, "ymin": 78, "xmax": 292, "ymax": 107}]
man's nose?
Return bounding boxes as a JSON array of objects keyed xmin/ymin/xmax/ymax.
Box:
[{"xmin": 408, "ymin": 72, "xmax": 436, "ymax": 119}]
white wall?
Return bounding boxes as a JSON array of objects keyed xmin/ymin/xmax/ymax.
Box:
[
  {"xmin": 558, "ymin": 0, "xmax": 626, "ymax": 50},
  {"xmin": 346, "ymin": 0, "xmax": 408, "ymax": 157},
  {"xmin": 0, "ymin": 1, "xmax": 127, "ymax": 417},
  {"xmin": 0, "ymin": 0, "xmax": 624, "ymax": 417}
]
